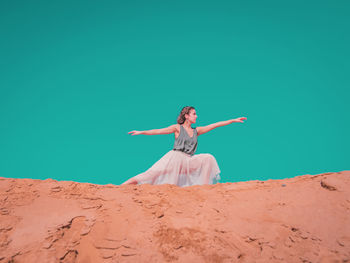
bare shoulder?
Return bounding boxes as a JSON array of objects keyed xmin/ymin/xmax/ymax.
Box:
[
  {"xmin": 195, "ymin": 126, "xmax": 205, "ymax": 136},
  {"xmin": 173, "ymin": 124, "xmax": 181, "ymax": 138},
  {"xmin": 174, "ymin": 124, "xmax": 180, "ymax": 132},
  {"xmin": 166, "ymin": 124, "xmax": 179, "ymax": 133},
  {"xmin": 154, "ymin": 124, "xmax": 179, "ymax": 135},
  {"xmin": 195, "ymin": 124, "xmax": 216, "ymax": 136}
]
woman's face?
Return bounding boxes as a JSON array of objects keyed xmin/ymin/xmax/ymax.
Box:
[{"xmin": 186, "ymin": 109, "xmax": 197, "ymax": 123}]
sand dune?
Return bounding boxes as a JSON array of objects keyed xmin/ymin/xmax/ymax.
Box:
[{"xmin": 0, "ymin": 171, "xmax": 349, "ymax": 262}]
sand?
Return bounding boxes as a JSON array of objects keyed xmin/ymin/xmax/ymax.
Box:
[{"xmin": 0, "ymin": 171, "xmax": 349, "ymax": 262}]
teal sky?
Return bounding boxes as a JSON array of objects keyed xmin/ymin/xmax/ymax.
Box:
[{"xmin": 1, "ymin": 0, "xmax": 349, "ymax": 185}]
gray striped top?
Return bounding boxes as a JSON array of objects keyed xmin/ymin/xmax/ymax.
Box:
[{"xmin": 173, "ymin": 125, "xmax": 198, "ymax": 156}]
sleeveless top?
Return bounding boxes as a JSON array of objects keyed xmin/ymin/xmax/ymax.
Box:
[{"xmin": 173, "ymin": 125, "xmax": 198, "ymax": 156}]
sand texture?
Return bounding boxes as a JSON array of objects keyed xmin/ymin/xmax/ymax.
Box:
[{"xmin": 0, "ymin": 171, "xmax": 349, "ymax": 262}]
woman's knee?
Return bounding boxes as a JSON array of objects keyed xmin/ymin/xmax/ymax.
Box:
[{"xmin": 203, "ymin": 153, "xmax": 215, "ymax": 162}]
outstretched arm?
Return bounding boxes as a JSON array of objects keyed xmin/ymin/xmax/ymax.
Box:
[
  {"xmin": 128, "ymin": 124, "xmax": 177, "ymax": 136},
  {"xmin": 197, "ymin": 117, "xmax": 247, "ymax": 136}
]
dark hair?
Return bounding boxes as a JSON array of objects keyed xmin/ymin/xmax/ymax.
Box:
[{"xmin": 177, "ymin": 106, "xmax": 195, "ymax": 124}]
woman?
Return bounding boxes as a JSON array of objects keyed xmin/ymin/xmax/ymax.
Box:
[{"xmin": 121, "ymin": 106, "xmax": 247, "ymax": 186}]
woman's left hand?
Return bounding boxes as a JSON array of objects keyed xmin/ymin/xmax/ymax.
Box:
[{"xmin": 234, "ymin": 117, "xmax": 247, "ymax": 123}]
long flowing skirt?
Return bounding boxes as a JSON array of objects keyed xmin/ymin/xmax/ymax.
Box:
[{"xmin": 132, "ymin": 149, "xmax": 221, "ymax": 187}]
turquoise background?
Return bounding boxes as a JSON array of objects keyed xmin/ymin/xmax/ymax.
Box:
[{"xmin": 1, "ymin": 0, "xmax": 349, "ymax": 185}]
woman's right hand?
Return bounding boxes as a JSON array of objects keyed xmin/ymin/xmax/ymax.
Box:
[{"xmin": 128, "ymin": 130, "xmax": 143, "ymax": 136}]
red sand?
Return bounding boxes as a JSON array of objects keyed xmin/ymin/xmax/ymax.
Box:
[{"xmin": 0, "ymin": 171, "xmax": 349, "ymax": 262}]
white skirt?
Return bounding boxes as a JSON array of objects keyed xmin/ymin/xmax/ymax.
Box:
[{"xmin": 132, "ymin": 149, "xmax": 221, "ymax": 187}]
